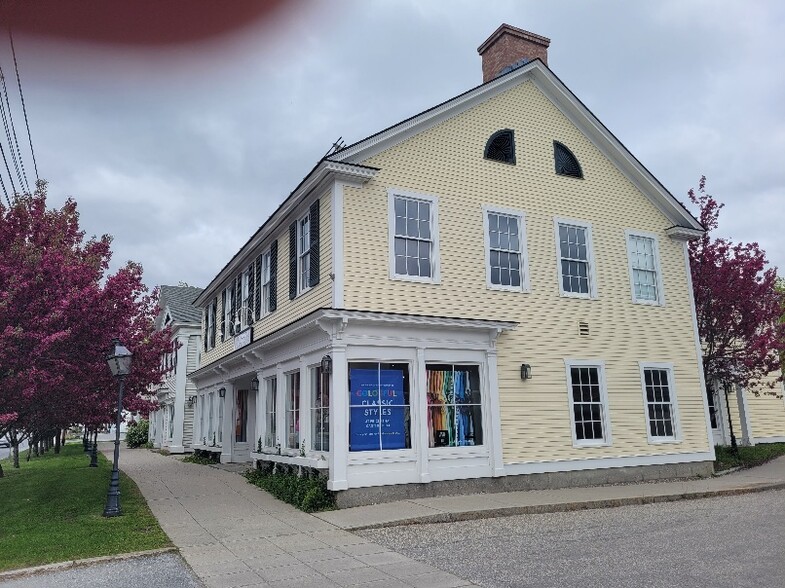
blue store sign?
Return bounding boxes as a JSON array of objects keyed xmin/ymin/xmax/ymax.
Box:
[{"xmin": 349, "ymin": 368, "xmax": 405, "ymax": 451}]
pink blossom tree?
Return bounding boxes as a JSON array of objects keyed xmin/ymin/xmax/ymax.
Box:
[
  {"xmin": 0, "ymin": 182, "xmax": 171, "ymax": 472},
  {"xmin": 688, "ymin": 177, "xmax": 785, "ymax": 448}
]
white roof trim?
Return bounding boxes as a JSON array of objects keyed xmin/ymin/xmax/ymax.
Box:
[{"xmin": 332, "ymin": 61, "xmax": 702, "ymax": 233}]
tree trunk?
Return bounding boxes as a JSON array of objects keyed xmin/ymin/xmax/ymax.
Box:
[
  {"xmin": 61, "ymin": 429, "xmax": 66, "ymax": 448},
  {"xmin": 10, "ymin": 429, "xmax": 20, "ymax": 469},
  {"xmin": 0, "ymin": 461, "xmax": 4, "ymax": 477},
  {"xmin": 54, "ymin": 430, "xmax": 61, "ymax": 454}
]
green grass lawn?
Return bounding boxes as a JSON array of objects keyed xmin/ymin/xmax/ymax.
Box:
[
  {"xmin": 0, "ymin": 444, "xmax": 171, "ymax": 572},
  {"xmin": 714, "ymin": 442, "xmax": 785, "ymax": 472}
]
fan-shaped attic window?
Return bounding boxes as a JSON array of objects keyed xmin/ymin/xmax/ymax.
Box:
[
  {"xmin": 554, "ymin": 141, "xmax": 583, "ymax": 178},
  {"xmin": 484, "ymin": 129, "xmax": 516, "ymax": 165}
]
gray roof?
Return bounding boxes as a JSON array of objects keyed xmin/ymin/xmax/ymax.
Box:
[{"xmin": 158, "ymin": 285, "xmax": 204, "ymax": 325}]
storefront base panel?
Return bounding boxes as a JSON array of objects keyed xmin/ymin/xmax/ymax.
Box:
[{"xmin": 334, "ymin": 460, "xmax": 713, "ymax": 509}]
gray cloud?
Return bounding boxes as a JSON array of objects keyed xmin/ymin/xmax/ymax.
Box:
[{"xmin": 4, "ymin": 0, "xmax": 783, "ymax": 291}]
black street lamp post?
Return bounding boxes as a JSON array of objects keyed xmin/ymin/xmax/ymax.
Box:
[{"xmin": 103, "ymin": 338, "xmax": 133, "ymax": 517}]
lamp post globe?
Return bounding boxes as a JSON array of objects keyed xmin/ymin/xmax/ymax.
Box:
[{"xmin": 103, "ymin": 338, "xmax": 132, "ymax": 517}]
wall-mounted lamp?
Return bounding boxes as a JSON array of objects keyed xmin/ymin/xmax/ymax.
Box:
[
  {"xmin": 320, "ymin": 354, "xmax": 333, "ymax": 375},
  {"xmin": 251, "ymin": 377, "xmax": 259, "ymax": 391},
  {"xmin": 218, "ymin": 387, "xmax": 226, "ymax": 398},
  {"xmin": 187, "ymin": 395, "xmax": 197, "ymax": 406},
  {"xmin": 520, "ymin": 364, "xmax": 532, "ymax": 380}
]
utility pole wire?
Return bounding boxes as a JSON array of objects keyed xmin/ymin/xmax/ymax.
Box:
[
  {"xmin": 9, "ymin": 30, "xmax": 37, "ymax": 184},
  {"xmin": 0, "ymin": 67, "xmax": 25, "ymax": 193},
  {"xmin": 0, "ymin": 126, "xmax": 18, "ymax": 198}
]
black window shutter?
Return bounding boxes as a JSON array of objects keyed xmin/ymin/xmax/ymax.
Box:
[
  {"xmin": 309, "ymin": 199, "xmax": 320, "ymax": 288},
  {"xmin": 220, "ymin": 290, "xmax": 225, "ymax": 341},
  {"xmin": 229, "ymin": 280, "xmax": 236, "ymax": 335},
  {"xmin": 202, "ymin": 308, "xmax": 208, "ymax": 351},
  {"xmin": 254, "ymin": 255, "xmax": 262, "ymax": 319},
  {"xmin": 210, "ymin": 297, "xmax": 217, "ymax": 347},
  {"xmin": 288, "ymin": 221, "xmax": 297, "ymax": 299},
  {"xmin": 269, "ymin": 240, "xmax": 278, "ymax": 311}
]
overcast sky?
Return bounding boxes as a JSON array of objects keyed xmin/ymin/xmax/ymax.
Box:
[{"xmin": 2, "ymin": 0, "xmax": 784, "ymax": 292}]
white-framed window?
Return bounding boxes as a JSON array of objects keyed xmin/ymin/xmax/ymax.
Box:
[
  {"xmin": 298, "ymin": 213, "xmax": 311, "ymax": 295},
  {"xmin": 197, "ymin": 396, "xmax": 204, "ymax": 444},
  {"xmin": 207, "ymin": 392, "xmax": 215, "ymax": 445},
  {"xmin": 240, "ymin": 265, "xmax": 253, "ymax": 329},
  {"xmin": 639, "ymin": 363, "xmax": 680, "ymax": 442},
  {"xmin": 206, "ymin": 304, "xmax": 216, "ymax": 350},
  {"xmin": 168, "ymin": 405, "xmax": 175, "ymax": 439},
  {"xmin": 311, "ymin": 366, "xmax": 330, "ymax": 452},
  {"xmin": 565, "ymin": 360, "xmax": 611, "ymax": 446},
  {"xmin": 426, "ymin": 364, "xmax": 483, "ymax": 447},
  {"xmin": 554, "ymin": 218, "xmax": 597, "ymax": 298},
  {"xmin": 388, "ymin": 189, "xmax": 440, "ymax": 283},
  {"xmin": 348, "ymin": 362, "xmax": 412, "ymax": 452},
  {"xmin": 261, "ymin": 250, "xmax": 271, "ymax": 318},
  {"xmin": 626, "ymin": 231, "xmax": 665, "ymax": 305},
  {"xmin": 264, "ymin": 377, "xmax": 277, "ymax": 448},
  {"xmin": 483, "ymin": 206, "xmax": 529, "ymax": 291},
  {"xmin": 217, "ymin": 392, "xmax": 224, "ymax": 445},
  {"xmin": 223, "ymin": 285, "xmax": 234, "ymax": 336},
  {"xmin": 286, "ymin": 371, "xmax": 301, "ymax": 450}
]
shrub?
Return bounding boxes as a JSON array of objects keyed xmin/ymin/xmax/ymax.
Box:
[
  {"xmin": 125, "ymin": 420, "xmax": 150, "ymax": 448},
  {"xmin": 244, "ymin": 465, "xmax": 335, "ymax": 512},
  {"xmin": 182, "ymin": 453, "xmax": 217, "ymax": 465}
]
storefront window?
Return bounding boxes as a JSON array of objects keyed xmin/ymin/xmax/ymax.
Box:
[
  {"xmin": 264, "ymin": 377, "xmax": 277, "ymax": 447},
  {"xmin": 348, "ymin": 362, "xmax": 411, "ymax": 452},
  {"xmin": 218, "ymin": 392, "xmax": 224, "ymax": 445},
  {"xmin": 311, "ymin": 366, "xmax": 330, "ymax": 452},
  {"xmin": 426, "ymin": 364, "xmax": 483, "ymax": 447},
  {"xmin": 286, "ymin": 371, "xmax": 300, "ymax": 449},
  {"xmin": 207, "ymin": 392, "xmax": 214, "ymax": 443},
  {"xmin": 235, "ymin": 389, "xmax": 248, "ymax": 443}
]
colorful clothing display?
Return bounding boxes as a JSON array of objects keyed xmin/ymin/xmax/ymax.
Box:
[{"xmin": 427, "ymin": 366, "xmax": 481, "ymax": 447}]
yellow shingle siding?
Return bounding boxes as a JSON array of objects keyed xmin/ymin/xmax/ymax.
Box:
[
  {"xmin": 748, "ymin": 374, "xmax": 785, "ymax": 440},
  {"xmin": 201, "ymin": 194, "xmax": 333, "ymax": 366},
  {"xmin": 343, "ymin": 79, "xmax": 709, "ymax": 463}
]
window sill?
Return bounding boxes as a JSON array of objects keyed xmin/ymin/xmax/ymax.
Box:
[
  {"xmin": 572, "ymin": 440, "xmax": 611, "ymax": 449},
  {"xmin": 647, "ymin": 438, "xmax": 681, "ymax": 445},
  {"xmin": 559, "ymin": 291, "xmax": 597, "ymax": 300},
  {"xmin": 390, "ymin": 274, "xmax": 440, "ymax": 285},
  {"xmin": 348, "ymin": 451, "xmax": 417, "ymax": 465},
  {"xmin": 632, "ymin": 299, "xmax": 664, "ymax": 307},
  {"xmin": 487, "ymin": 284, "xmax": 529, "ymax": 294},
  {"xmin": 428, "ymin": 446, "xmax": 489, "ymax": 459},
  {"xmin": 250, "ymin": 451, "xmax": 329, "ymax": 470}
]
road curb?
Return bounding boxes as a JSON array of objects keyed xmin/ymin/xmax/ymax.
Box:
[
  {"xmin": 0, "ymin": 547, "xmax": 179, "ymax": 581},
  {"xmin": 346, "ymin": 482, "xmax": 785, "ymax": 531}
]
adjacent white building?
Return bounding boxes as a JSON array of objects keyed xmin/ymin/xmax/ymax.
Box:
[{"xmin": 149, "ymin": 285, "xmax": 203, "ymax": 453}]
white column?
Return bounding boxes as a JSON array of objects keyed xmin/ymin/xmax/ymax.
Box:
[
  {"xmin": 220, "ymin": 382, "xmax": 234, "ymax": 463},
  {"xmin": 415, "ymin": 347, "xmax": 431, "ymax": 483},
  {"xmin": 487, "ymin": 348, "xmax": 506, "ymax": 477},
  {"xmin": 254, "ymin": 370, "xmax": 264, "ymax": 453},
  {"xmin": 328, "ymin": 345, "xmax": 349, "ymax": 491},
  {"xmin": 169, "ymin": 335, "xmax": 189, "ymax": 453},
  {"xmin": 275, "ymin": 364, "xmax": 285, "ymax": 451},
  {"xmin": 299, "ymin": 355, "xmax": 309, "ymax": 454}
]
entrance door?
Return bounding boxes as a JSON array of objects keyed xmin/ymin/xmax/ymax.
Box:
[
  {"xmin": 233, "ymin": 389, "xmax": 251, "ymax": 462},
  {"xmin": 706, "ymin": 385, "xmax": 726, "ymax": 445}
]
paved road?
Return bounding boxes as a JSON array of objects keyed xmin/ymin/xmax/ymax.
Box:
[
  {"xmin": 360, "ymin": 489, "xmax": 785, "ymax": 588},
  {"xmin": 0, "ymin": 439, "xmax": 27, "ymax": 462},
  {"xmin": 0, "ymin": 553, "xmax": 201, "ymax": 588}
]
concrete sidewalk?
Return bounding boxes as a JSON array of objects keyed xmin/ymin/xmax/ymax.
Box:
[
  {"xmin": 115, "ymin": 448, "xmax": 474, "ymax": 588},
  {"xmin": 314, "ymin": 456, "xmax": 785, "ymax": 531}
]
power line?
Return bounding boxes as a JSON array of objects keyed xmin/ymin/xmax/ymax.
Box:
[
  {"xmin": 0, "ymin": 161, "xmax": 9, "ymax": 206},
  {"xmin": 9, "ymin": 30, "xmax": 37, "ymax": 185},
  {"xmin": 0, "ymin": 63, "xmax": 27, "ymax": 192},
  {"xmin": 0, "ymin": 66, "xmax": 25, "ymax": 193},
  {"xmin": 0, "ymin": 117, "xmax": 18, "ymax": 197}
]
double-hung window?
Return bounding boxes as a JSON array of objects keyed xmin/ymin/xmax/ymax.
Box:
[
  {"xmin": 311, "ymin": 366, "xmax": 330, "ymax": 452},
  {"xmin": 640, "ymin": 364, "xmax": 679, "ymax": 442},
  {"xmin": 240, "ymin": 266, "xmax": 253, "ymax": 329},
  {"xmin": 389, "ymin": 190, "xmax": 439, "ymax": 282},
  {"xmin": 207, "ymin": 392, "xmax": 215, "ymax": 445},
  {"xmin": 298, "ymin": 214, "xmax": 311, "ymax": 294},
  {"xmin": 484, "ymin": 207, "xmax": 528, "ymax": 291},
  {"xmin": 626, "ymin": 231, "xmax": 664, "ymax": 305},
  {"xmin": 261, "ymin": 251, "xmax": 271, "ymax": 317},
  {"xmin": 264, "ymin": 377, "xmax": 277, "ymax": 448},
  {"xmin": 286, "ymin": 371, "xmax": 300, "ymax": 450},
  {"xmin": 555, "ymin": 219, "xmax": 596, "ymax": 298},
  {"xmin": 565, "ymin": 361, "xmax": 610, "ymax": 446},
  {"xmin": 206, "ymin": 304, "xmax": 215, "ymax": 349}
]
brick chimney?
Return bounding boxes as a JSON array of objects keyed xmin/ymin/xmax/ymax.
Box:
[{"xmin": 477, "ymin": 24, "xmax": 550, "ymax": 83}]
